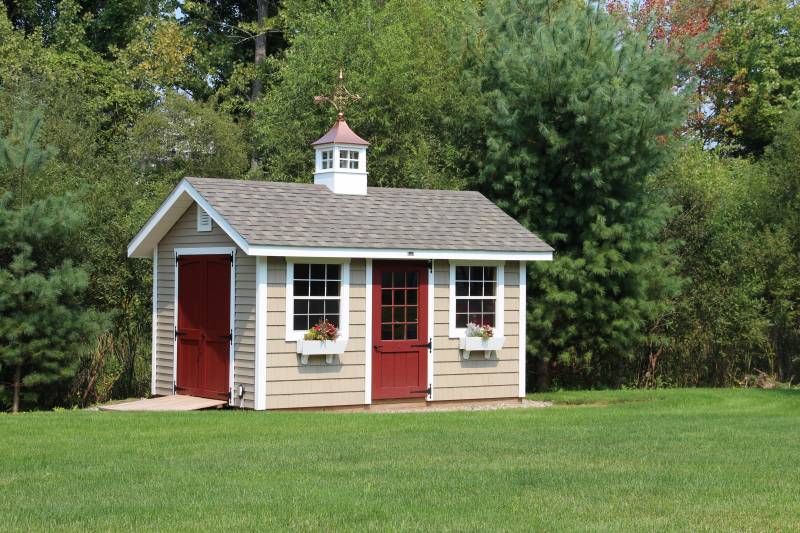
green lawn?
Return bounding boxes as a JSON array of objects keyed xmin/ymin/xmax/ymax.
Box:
[{"xmin": 1, "ymin": 389, "xmax": 799, "ymax": 531}]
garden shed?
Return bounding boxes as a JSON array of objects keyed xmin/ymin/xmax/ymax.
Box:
[{"xmin": 127, "ymin": 112, "xmax": 553, "ymax": 410}]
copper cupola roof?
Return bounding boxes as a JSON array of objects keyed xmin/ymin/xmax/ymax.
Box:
[{"xmin": 311, "ymin": 114, "xmax": 370, "ymax": 147}]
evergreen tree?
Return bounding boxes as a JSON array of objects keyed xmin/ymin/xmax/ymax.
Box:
[{"xmin": 471, "ymin": 0, "xmax": 688, "ymax": 388}]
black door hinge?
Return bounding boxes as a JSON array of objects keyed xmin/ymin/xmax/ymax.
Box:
[
  {"xmin": 412, "ymin": 385, "xmax": 432, "ymax": 396},
  {"xmin": 174, "ymin": 327, "xmax": 186, "ymax": 340},
  {"xmin": 228, "ymin": 253, "xmax": 234, "ymax": 264},
  {"xmin": 411, "ymin": 339, "xmax": 432, "ymax": 350},
  {"xmin": 222, "ymin": 330, "xmax": 232, "ymax": 345},
  {"xmin": 427, "ymin": 260, "xmax": 433, "ymax": 271}
]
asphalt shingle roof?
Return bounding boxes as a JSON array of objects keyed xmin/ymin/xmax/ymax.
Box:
[{"xmin": 186, "ymin": 177, "xmax": 552, "ymax": 253}]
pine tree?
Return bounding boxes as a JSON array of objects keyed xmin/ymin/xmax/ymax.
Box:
[
  {"xmin": 0, "ymin": 111, "xmax": 101, "ymax": 412},
  {"xmin": 471, "ymin": 0, "xmax": 688, "ymax": 388}
]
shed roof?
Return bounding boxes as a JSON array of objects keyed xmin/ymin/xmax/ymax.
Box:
[{"xmin": 188, "ymin": 177, "xmax": 551, "ymax": 251}]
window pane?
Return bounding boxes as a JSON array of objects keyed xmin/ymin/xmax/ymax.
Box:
[
  {"xmin": 484, "ymin": 300, "xmax": 495, "ymax": 313},
  {"xmin": 394, "ymin": 290, "xmax": 405, "ymax": 305},
  {"xmin": 295, "ymin": 264, "xmax": 309, "ymax": 279},
  {"xmin": 309, "ymin": 314, "xmax": 323, "ymax": 326},
  {"xmin": 407, "ymin": 324, "xmax": 417, "ymax": 340},
  {"xmin": 407, "ymin": 290, "xmax": 417, "ymax": 305},
  {"xmin": 309, "ymin": 300, "xmax": 324, "ymax": 314},
  {"xmin": 394, "ymin": 324, "xmax": 405, "ymax": 340},
  {"xmin": 468, "ymin": 300, "xmax": 483, "ymax": 313},
  {"xmin": 470, "ymin": 281, "xmax": 483, "ymax": 297},
  {"xmin": 382, "ymin": 272, "xmax": 392, "ymax": 287},
  {"xmin": 326, "ymin": 280, "xmax": 339, "ymax": 297},
  {"xmin": 394, "ymin": 307, "xmax": 405, "ymax": 322},
  {"xmin": 381, "ymin": 324, "xmax": 392, "ymax": 340},
  {"xmin": 309, "ymin": 280, "xmax": 325, "ymax": 297},
  {"xmin": 456, "ymin": 314, "xmax": 467, "ymax": 328},
  {"xmin": 456, "ymin": 281, "xmax": 469, "ymax": 296},
  {"xmin": 294, "ymin": 315, "xmax": 308, "ymax": 331},
  {"xmin": 381, "ymin": 306, "xmax": 392, "ymax": 322},
  {"xmin": 484, "ymin": 267, "xmax": 496, "ymax": 281},
  {"xmin": 295, "ymin": 299, "xmax": 309, "ymax": 314},
  {"xmin": 408, "ymin": 272, "xmax": 418, "ymax": 287},
  {"xmin": 325, "ymin": 300, "xmax": 339, "ymax": 314},
  {"xmin": 456, "ymin": 299, "xmax": 468, "ymax": 313},
  {"xmin": 325, "ymin": 314, "xmax": 339, "ymax": 327},
  {"xmin": 456, "ymin": 266, "xmax": 469, "ymax": 280},
  {"xmin": 382, "ymin": 290, "xmax": 391, "ymax": 305},
  {"xmin": 294, "ymin": 281, "xmax": 309, "ymax": 297},
  {"xmin": 393, "ymin": 272, "xmax": 405, "ymax": 287},
  {"xmin": 326, "ymin": 264, "xmax": 340, "ymax": 279},
  {"xmin": 339, "ymin": 158, "xmax": 347, "ymax": 168},
  {"xmin": 470, "ymin": 266, "xmax": 484, "ymax": 281},
  {"xmin": 350, "ymin": 160, "xmax": 358, "ymax": 169},
  {"xmin": 407, "ymin": 306, "xmax": 417, "ymax": 323},
  {"xmin": 482, "ymin": 313, "xmax": 495, "ymax": 327},
  {"xmin": 310, "ymin": 264, "xmax": 325, "ymax": 279},
  {"xmin": 483, "ymin": 282, "xmax": 496, "ymax": 297}
]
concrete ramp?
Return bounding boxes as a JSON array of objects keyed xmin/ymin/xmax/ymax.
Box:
[{"xmin": 100, "ymin": 395, "xmax": 226, "ymax": 412}]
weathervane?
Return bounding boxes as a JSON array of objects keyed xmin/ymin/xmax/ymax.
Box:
[{"xmin": 314, "ymin": 68, "xmax": 361, "ymax": 120}]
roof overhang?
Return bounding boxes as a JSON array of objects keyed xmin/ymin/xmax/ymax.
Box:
[
  {"xmin": 127, "ymin": 179, "xmax": 249, "ymax": 258},
  {"xmin": 247, "ymin": 246, "xmax": 552, "ymax": 262}
]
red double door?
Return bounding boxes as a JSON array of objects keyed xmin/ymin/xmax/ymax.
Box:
[
  {"xmin": 372, "ymin": 261, "xmax": 430, "ymax": 400},
  {"xmin": 176, "ymin": 254, "xmax": 231, "ymax": 400}
]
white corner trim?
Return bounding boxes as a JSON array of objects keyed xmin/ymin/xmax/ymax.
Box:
[
  {"xmin": 151, "ymin": 244, "xmax": 158, "ymax": 396},
  {"xmin": 427, "ymin": 260, "xmax": 435, "ymax": 401},
  {"xmin": 518, "ymin": 262, "xmax": 527, "ymax": 398},
  {"xmin": 284, "ymin": 258, "xmax": 351, "ymax": 342},
  {"xmin": 127, "ymin": 179, "xmax": 249, "ymax": 258},
  {"xmin": 254, "ymin": 257, "xmax": 268, "ymax": 410},
  {"xmin": 364, "ymin": 259, "xmax": 373, "ymax": 405},
  {"xmin": 172, "ymin": 246, "xmax": 237, "ymax": 403},
  {"xmin": 248, "ymin": 246, "xmax": 552, "ymax": 262},
  {"xmin": 448, "ymin": 262, "xmax": 505, "ymax": 339}
]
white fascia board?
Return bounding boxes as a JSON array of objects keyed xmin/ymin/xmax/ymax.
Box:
[
  {"xmin": 248, "ymin": 246, "xmax": 553, "ymax": 262},
  {"xmin": 127, "ymin": 179, "xmax": 250, "ymax": 258}
]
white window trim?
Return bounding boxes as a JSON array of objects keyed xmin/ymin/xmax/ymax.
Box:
[
  {"xmin": 448, "ymin": 261, "xmax": 505, "ymax": 339},
  {"xmin": 173, "ymin": 246, "xmax": 237, "ymax": 405},
  {"xmin": 320, "ymin": 149, "xmax": 334, "ymax": 170},
  {"xmin": 285, "ymin": 258, "xmax": 350, "ymax": 342}
]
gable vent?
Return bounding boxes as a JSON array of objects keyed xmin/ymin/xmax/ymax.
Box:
[{"xmin": 197, "ymin": 207, "xmax": 212, "ymax": 232}]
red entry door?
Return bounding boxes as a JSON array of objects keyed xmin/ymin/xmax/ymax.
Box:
[
  {"xmin": 372, "ymin": 261, "xmax": 429, "ymax": 400},
  {"xmin": 176, "ymin": 254, "xmax": 231, "ymax": 400}
]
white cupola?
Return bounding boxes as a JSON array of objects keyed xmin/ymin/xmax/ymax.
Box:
[
  {"xmin": 311, "ymin": 69, "xmax": 369, "ymax": 195},
  {"xmin": 311, "ymin": 113, "xmax": 369, "ymax": 195}
]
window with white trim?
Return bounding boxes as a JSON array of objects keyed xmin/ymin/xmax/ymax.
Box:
[
  {"xmin": 449, "ymin": 263, "xmax": 504, "ymax": 338},
  {"xmin": 339, "ymin": 149, "xmax": 359, "ymax": 169},
  {"xmin": 320, "ymin": 149, "xmax": 334, "ymax": 170},
  {"xmin": 292, "ymin": 263, "xmax": 341, "ymax": 331},
  {"xmin": 455, "ymin": 266, "xmax": 497, "ymax": 328}
]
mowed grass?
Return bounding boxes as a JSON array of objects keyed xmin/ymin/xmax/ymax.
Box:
[{"xmin": 1, "ymin": 389, "xmax": 799, "ymax": 531}]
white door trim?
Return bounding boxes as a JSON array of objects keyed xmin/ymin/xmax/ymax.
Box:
[{"xmin": 364, "ymin": 259, "xmax": 373, "ymax": 405}]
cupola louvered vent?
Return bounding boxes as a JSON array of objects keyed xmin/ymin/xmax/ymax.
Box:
[{"xmin": 197, "ymin": 207, "xmax": 212, "ymax": 232}]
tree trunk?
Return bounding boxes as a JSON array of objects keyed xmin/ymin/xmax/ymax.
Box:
[
  {"xmin": 535, "ymin": 356, "xmax": 549, "ymax": 391},
  {"xmin": 252, "ymin": 0, "xmax": 268, "ymax": 100},
  {"xmin": 12, "ymin": 364, "xmax": 21, "ymax": 413}
]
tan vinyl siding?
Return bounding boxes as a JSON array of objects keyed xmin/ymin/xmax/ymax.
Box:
[
  {"xmin": 265, "ymin": 258, "xmax": 367, "ymax": 409},
  {"xmin": 432, "ymin": 260, "xmax": 521, "ymax": 401},
  {"xmin": 154, "ymin": 203, "xmax": 256, "ymax": 408}
]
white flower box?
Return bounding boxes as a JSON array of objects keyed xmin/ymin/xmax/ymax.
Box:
[
  {"xmin": 459, "ymin": 336, "xmax": 505, "ymax": 359},
  {"xmin": 296, "ymin": 338, "xmax": 348, "ymax": 364}
]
